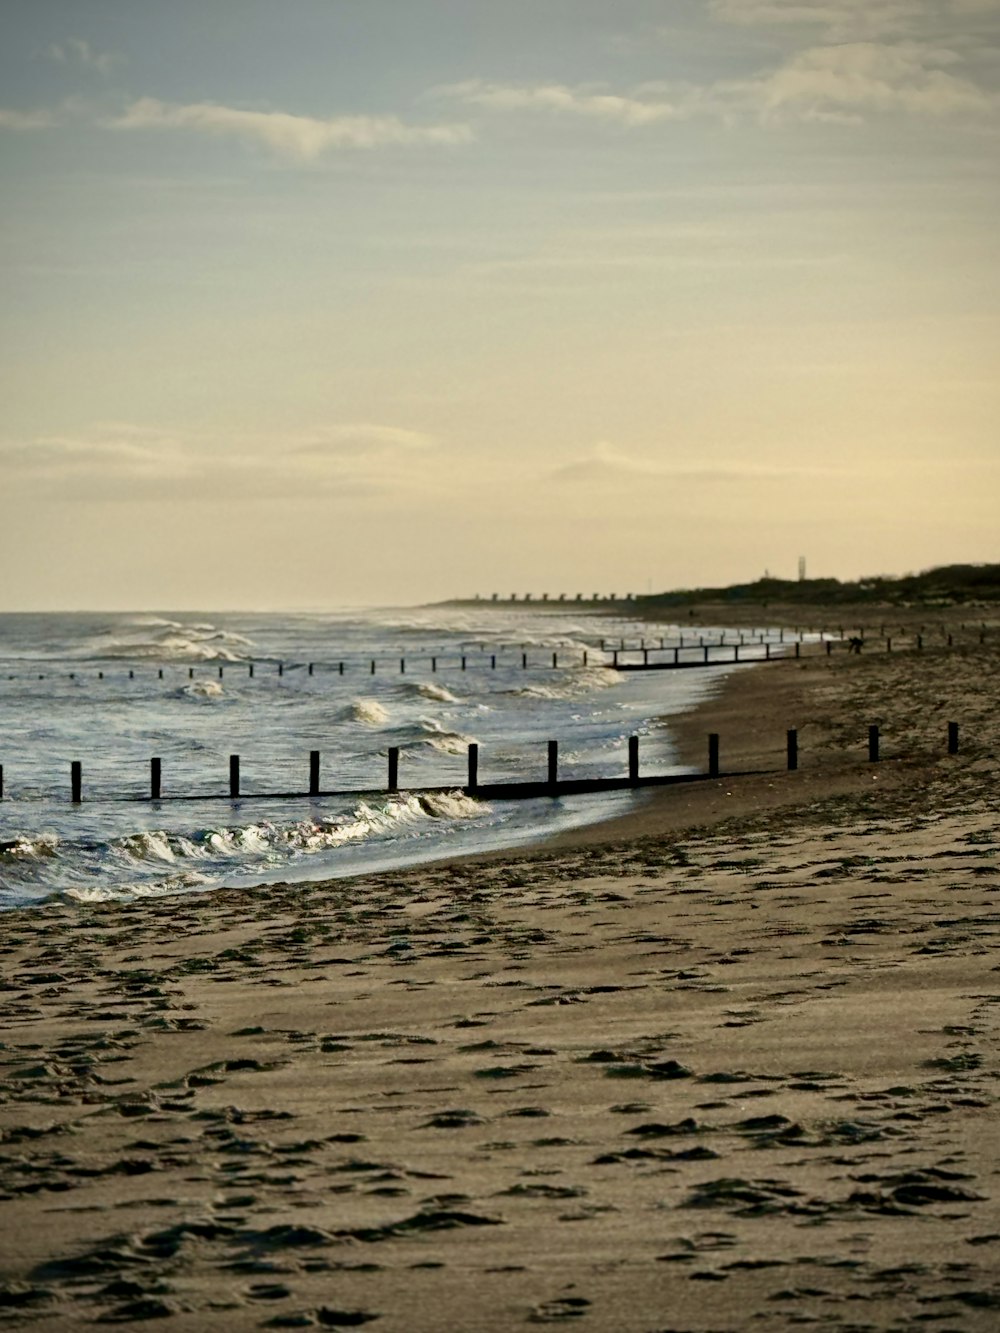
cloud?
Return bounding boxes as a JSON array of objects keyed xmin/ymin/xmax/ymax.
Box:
[
  {"xmin": 0, "ymin": 107, "xmax": 56, "ymax": 130},
  {"xmin": 548, "ymin": 442, "xmax": 838, "ymax": 486},
  {"xmin": 0, "ymin": 421, "xmax": 442, "ymax": 502},
  {"xmin": 440, "ymin": 37, "xmax": 996, "ymax": 129},
  {"xmin": 709, "ymin": 0, "xmax": 1000, "ymax": 41},
  {"xmin": 108, "ymin": 98, "xmax": 473, "ymax": 159},
  {"xmin": 48, "ymin": 37, "xmax": 122, "ymax": 76},
  {"xmin": 743, "ymin": 39, "xmax": 997, "ymax": 119},
  {"xmin": 435, "ymin": 80, "xmax": 686, "ymax": 126}
]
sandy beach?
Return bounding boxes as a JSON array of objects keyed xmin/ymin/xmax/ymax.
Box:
[{"xmin": 2, "ymin": 618, "xmax": 999, "ymax": 1331}]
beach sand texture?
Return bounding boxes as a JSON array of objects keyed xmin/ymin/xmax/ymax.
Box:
[{"xmin": 2, "ymin": 630, "xmax": 999, "ymax": 1330}]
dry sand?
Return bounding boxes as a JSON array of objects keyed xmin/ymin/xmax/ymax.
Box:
[{"xmin": 2, "ymin": 623, "xmax": 999, "ymax": 1331}]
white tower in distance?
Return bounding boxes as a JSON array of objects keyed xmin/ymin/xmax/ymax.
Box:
[{"xmin": 798, "ymin": 556, "xmax": 806, "ymax": 582}]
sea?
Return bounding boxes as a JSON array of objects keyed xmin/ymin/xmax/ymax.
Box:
[{"xmin": 0, "ymin": 607, "xmax": 755, "ymax": 911}]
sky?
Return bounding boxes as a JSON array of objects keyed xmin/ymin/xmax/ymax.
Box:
[{"xmin": 1, "ymin": 0, "xmax": 998, "ymax": 610}]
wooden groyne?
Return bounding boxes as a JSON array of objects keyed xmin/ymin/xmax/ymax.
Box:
[{"xmin": 0, "ymin": 722, "xmax": 964, "ymax": 808}]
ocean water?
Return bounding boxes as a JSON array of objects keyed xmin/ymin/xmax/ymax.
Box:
[{"xmin": 0, "ymin": 607, "xmax": 744, "ymax": 910}]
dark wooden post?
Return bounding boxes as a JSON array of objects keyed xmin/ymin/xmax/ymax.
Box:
[
  {"xmin": 917, "ymin": 634, "xmax": 923, "ymax": 650},
  {"xmin": 886, "ymin": 637, "xmax": 892, "ymax": 652},
  {"xmin": 249, "ymin": 663, "xmax": 254, "ymax": 677},
  {"xmin": 734, "ymin": 644, "xmax": 740, "ymax": 662},
  {"xmin": 71, "ymin": 761, "xmax": 82, "ymax": 804},
  {"xmin": 0, "ymin": 764, "xmax": 4, "ymax": 800},
  {"xmin": 219, "ymin": 665, "xmax": 224, "ymax": 679},
  {"xmin": 765, "ymin": 643, "xmax": 771, "ymax": 660},
  {"xmin": 552, "ymin": 652, "xmax": 558, "ymax": 669},
  {"xmin": 628, "ymin": 735, "xmax": 639, "ymax": 785},
  {"xmin": 547, "ymin": 740, "xmax": 558, "ymax": 792},
  {"xmin": 491, "ymin": 654, "xmax": 496, "ymax": 669},
  {"xmin": 188, "ymin": 667, "xmax": 194, "ymax": 679},
  {"xmin": 278, "ymin": 662, "xmax": 284, "ymax": 676},
  {"xmin": 158, "ymin": 668, "xmax": 163, "ymax": 679},
  {"xmin": 787, "ymin": 729, "xmax": 798, "ymax": 771},
  {"xmin": 583, "ymin": 650, "xmax": 588, "ymax": 666},
  {"xmin": 431, "ymin": 656, "xmax": 436, "ymax": 672},
  {"xmin": 708, "ymin": 734, "xmax": 719, "ymax": 777},
  {"xmin": 467, "ymin": 742, "xmax": 479, "ymax": 792},
  {"xmin": 794, "ymin": 642, "xmax": 800, "ymax": 659},
  {"xmin": 129, "ymin": 669, "xmax": 134, "ymax": 679},
  {"xmin": 673, "ymin": 647, "xmax": 679, "ymax": 664},
  {"xmin": 613, "ymin": 649, "xmax": 619, "ymax": 667},
  {"xmin": 400, "ymin": 658, "xmax": 406, "ymax": 673},
  {"xmin": 826, "ymin": 639, "xmax": 832, "ymax": 656},
  {"xmin": 308, "ymin": 663, "xmax": 314, "ymax": 676},
  {"xmin": 703, "ymin": 645, "xmax": 709, "ymax": 663},
  {"xmin": 522, "ymin": 652, "xmax": 527, "ymax": 669},
  {"xmin": 462, "ymin": 655, "xmax": 467, "ymax": 671},
  {"xmin": 229, "ymin": 755, "xmax": 240, "ymax": 797},
  {"xmin": 947, "ymin": 633, "xmax": 953, "ymax": 647},
  {"xmin": 948, "ymin": 722, "xmax": 959, "ymax": 755},
  {"xmin": 387, "ymin": 747, "xmax": 399, "ymax": 793},
  {"xmin": 151, "ymin": 758, "xmax": 161, "ymax": 800},
  {"xmin": 370, "ymin": 660, "xmax": 376, "ymax": 674},
  {"xmin": 309, "ymin": 750, "xmax": 320, "ymax": 796},
  {"xmin": 643, "ymin": 648, "xmax": 649, "ymax": 665},
  {"xmin": 868, "ymin": 726, "xmax": 879, "ymax": 763},
  {"xmin": 339, "ymin": 661, "xmax": 344, "ymax": 674}
]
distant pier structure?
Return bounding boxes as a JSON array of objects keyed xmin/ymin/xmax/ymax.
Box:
[{"xmin": 470, "ymin": 592, "xmax": 636, "ymax": 605}]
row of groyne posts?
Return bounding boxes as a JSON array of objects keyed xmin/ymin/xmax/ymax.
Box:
[
  {"xmin": 0, "ymin": 721, "xmax": 965, "ymax": 806},
  {"xmin": 1, "ymin": 623, "xmax": 991, "ymax": 685}
]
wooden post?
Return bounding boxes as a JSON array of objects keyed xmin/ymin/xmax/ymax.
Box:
[
  {"xmin": 158, "ymin": 668, "xmax": 163, "ymax": 679},
  {"xmin": 628, "ymin": 735, "xmax": 639, "ymax": 786},
  {"xmin": 708, "ymin": 734, "xmax": 719, "ymax": 778},
  {"xmin": 547, "ymin": 740, "xmax": 558, "ymax": 792},
  {"xmin": 249, "ymin": 663, "xmax": 254, "ymax": 677},
  {"xmin": 229, "ymin": 755, "xmax": 240, "ymax": 797},
  {"xmin": 431, "ymin": 657, "xmax": 436, "ymax": 672},
  {"xmin": 278, "ymin": 662, "xmax": 284, "ymax": 676},
  {"xmin": 370, "ymin": 660, "xmax": 376, "ymax": 674},
  {"xmin": 129, "ymin": 669, "xmax": 134, "ymax": 679},
  {"xmin": 151, "ymin": 758, "xmax": 161, "ymax": 800},
  {"xmin": 552, "ymin": 652, "xmax": 558, "ymax": 669},
  {"xmin": 467, "ymin": 743, "xmax": 479, "ymax": 793},
  {"xmin": 491, "ymin": 654, "xmax": 496, "ymax": 669},
  {"xmin": 308, "ymin": 663, "xmax": 314, "ymax": 676},
  {"xmin": 613, "ymin": 649, "xmax": 619, "ymax": 667},
  {"xmin": 400, "ymin": 658, "xmax": 406, "ymax": 673},
  {"xmin": 826, "ymin": 640, "xmax": 832, "ymax": 656},
  {"xmin": 0, "ymin": 764, "xmax": 3, "ymax": 800},
  {"xmin": 886, "ymin": 637, "xmax": 892, "ymax": 652},
  {"xmin": 522, "ymin": 652, "xmax": 527, "ymax": 669},
  {"xmin": 583, "ymin": 650, "xmax": 588, "ymax": 666},
  {"xmin": 71, "ymin": 761, "xmax": 82, "ymax": 804},
  {"xmin": 794, "ymin": 642, "xmax": 800, "ymax": 659},
  {"xmin": 917, "ymin": 634, "xmax": 923, "ymax": 650},
  {"xmin": 387, "ymin": 747, "xmax": 399, "ymax": 793},
  {"xmin": 309, "ymin": 750, "xmax": 320, "ymax": 796},
  {"xmin": 673, "ymin": 647, "xmax": 679, "ymax": 665},
  {"xmin": 947, "ymin": 633, "xmax": 953, "ymax": 647},
  {"xmin": 787, "ymin": 729, "xmax": 798, "ymax": 771},
  {"xmin": 188, "ymin": 667, "xmax": 193, "ymax": 679},
  {"xmin": 734, "ymin": 644, "xmax": 740, "ymax": 662},
  {"xmin": 703, "ymin": 645, "xmax": 709, "ymax": 663},
  {"xmin": 218, "ymin": 665, "xmax": 224, "ymax": 679},
  {"xmin": 948, "ymin": 722, "xmax": 959, "ymax": 755},
  {"xmin": 461, "ymin": 655, "xmax": 467, "ymax": 671},
  {"xmin": 339, "ymin": 661, "xmax": 344, "ymax": 675},
  {"xmin": 765, "ymin": 643, "xmax": 771, "ymax": 660},
  {"xmin": 643, "ymin": 648, "xmax": 649, "ymax": 665},
  {"xmin": 868, "ymin": 725, "xmax": 879, "ymax": 763}
]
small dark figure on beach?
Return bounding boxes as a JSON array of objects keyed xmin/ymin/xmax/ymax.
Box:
[{"xmin": 848, "ymin": 636, "xmax": 865, "ymax": 654}]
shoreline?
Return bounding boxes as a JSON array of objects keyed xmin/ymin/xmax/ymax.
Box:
[{"xmin": 2, "ymin": 617, "xmax": 998, "ymax": 1330}]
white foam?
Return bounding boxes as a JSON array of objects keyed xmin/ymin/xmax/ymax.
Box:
[{"xmin": 349, "ymin": 698, "xmax": 390, "ymax": 725}]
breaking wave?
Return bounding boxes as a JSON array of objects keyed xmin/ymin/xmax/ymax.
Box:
[{"xmin": 348, "ymin": 698, "xmax": 390, "ymax": 725}]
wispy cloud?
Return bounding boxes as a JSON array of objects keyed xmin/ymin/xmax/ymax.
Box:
[
  {"xmin": 547, "ymin": 442, "xmax": 831, "ymax": 486},
  {"xmin": 0, "ymin": 422, "xmax": 442, "ymax": 502},
  {"xmin": 108, "ymin": 98, "xmax": 473, "ymax": 159},
  {"xmin": 439, "ymin": 37, "xmax": 996, "ymax": 129},
  {"xmin": 709, "ymin": 0, "xmax": 1000, "ymax": 42},
  {"xmin": 48, "ymin": 37, "xmax": 122, "ymax": 77},
  {"xmin": 435, "ymin": 80, "xmax": 687, "ymax": 126},
  {"xmin": 0, "ymin": 107, "xmax": 56, "ymax": 130}
]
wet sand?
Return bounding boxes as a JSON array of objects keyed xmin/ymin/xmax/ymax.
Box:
[{"xmin": 2, "ymin": 623, "xmax": 999, "ymax": 1330}]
